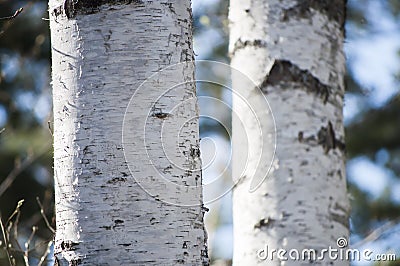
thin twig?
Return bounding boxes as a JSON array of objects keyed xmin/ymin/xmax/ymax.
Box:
[
  {"xmin": 352, "ymin": 220, "xmax": 398, "ymax": 248},
  {"xmin": 0, "ymin": 5, "xmax": 27, "ymax": 37},
  {"xmin": 23, "ymin": 226, "xmax": 38, "ymax": 266},
  {"xmin": 6, "ymin": 200, "xmax": 24, "ymax": 225},
  {"xmin": 0, "ymin": 214, "xmax": 13, "ymax": 266},
  {"xmin": 0, "ymin": 8, "xmax": 23, "ymax": 21},
  {"xmin": 0, "ymin": 141, "xmax": 52, "ymax": 197},
  {"xmin": 5, "ymin": 200, "xmax": 24, "ymax": 263},
  {"xmin": 11, "ymin": 211, "xmax": 22, "ymax": 252},
  {"xmin": 27, "ymin": 237, "xmax": 52, "ymax": 253},
  {"xmin": 36, "ymin": 197, "xmax": 55, "ymax": 234},
  {"xmin": 0, "ymin": 128, "xmax": 4, "ymax": 134},
  {"xmin": 47, "ymin": 121, "xmax": 53, "ymax": 136},
  {"xmin": 38, "ymin": 240, "xmax": 53, "ymax": 266}
]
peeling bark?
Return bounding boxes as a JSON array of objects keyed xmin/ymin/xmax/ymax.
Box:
[
  {"xmin": 52, "ymin": 0, "xmax": 145, "ymax": 19},
  {"xmin": 261, "ymin": 60, "xmax": 331, "ymax": 104},
  {"xmin": 281, "ymin": 0, "xmax": 347, "ymax": 29}
]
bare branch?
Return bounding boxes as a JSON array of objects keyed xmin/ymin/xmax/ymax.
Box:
[
  {"xmin": 6, "ymin": 200, "xmax": 24, "ymax": 225},
  {"xmin": 0, "ymin": 142, "xmax": 52, "ymax": 197},
  {"xmin": 352, "ymin": 220, "xmax": 400, "ymax": 248},
  {"xmin": 47, "ymin": 121, "xmax": 53, "ymax": 136},
  {"xmin": 23, "ymin": 226, "xmax": 38, "ymax": 266},
  {"xmin": 36, "ymin": 197, "xmax": 55, "ymax": 234},
  {"xmin": 38, "ymin": 240, "xmax": 53, "ymax": 266},
  {"xmin": 0, "ymin": 8, "xmax": 23, "ymax": 21},
  {"xmin": 0, "ymin": 214, "xmax": 13, "ymax": 266}
]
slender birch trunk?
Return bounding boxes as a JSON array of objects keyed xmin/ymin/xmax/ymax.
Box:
[
  {"xmin": 230, "ymin": 1, "xmax": 349, "ymax": 265},
  {"xmin": 49, "ymin": 1, "xmax": 208, "ymax": 265}
]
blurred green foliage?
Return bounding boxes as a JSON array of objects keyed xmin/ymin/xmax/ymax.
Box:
[
  {"xmin": 344, "ymin": 1, "xmax": 400, "ymax": 244},
  {"xmin": 0, "ymin": 0, "xmax": 53, "ymax": 264}
]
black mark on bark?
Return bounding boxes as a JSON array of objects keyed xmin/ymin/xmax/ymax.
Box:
[
  {"xmin": 185, "ymin": 169, "xmax": 193, "ymax": 177},
  {"xmin": 118, "ymin": 243, "xmax": 131, "ymax": 247},
  {"xmin": 298, "ymin": 131, "xmax": 317, "ymax": 144},
  {"xmin": 318, "ymin": 121, "xmax": 336, "ymax": 153},
  {"xmin": 262, "ymin": 60, "xmax": 330, "ymax": 103},
  {"xmin": 231, "ymin": 38, "xmax": 266, "ymax": 56},
  {"xmin": 70, "ymin": 259, "xmax": 81, "ymax": 266},
  {"xmin": 254, "ymin": 217, "xmax": 276, "ymax": 229},
  {"xmin": 280, "ymin": 211, "xmax": 291, "ymax": 222},
  {"xmin": 112, "ymin": 219, "xmax": 124, "ymax": 229},
  {"xmin": 151, "ymin": 112, "xmax": 171, "ymax": 119},
  {"xmin": 162, "ymin": 165, "xmax": 173, "ymax": 174},
  {"xmin": 201, "ymin": 205, "xmax": 209, "ymax": 213},
  {"xmin": 107, "ymin": 177, "xmax": 127, "ymax": 184},
  {"xmin": 201, "ymin": 249, "xmax": 209, "ymax": 266},
  {"xmin": 52, "ymin": 6, "xmax": 63, "ymax": 18},
  {"xmin": 317, "ymin": 121, "xmax": 345, "ymax": 153},
  {"xmin": 100, "ymin": 225, "xmax": 112, "ymax": 230},
  {"xmin": 151, "ymin": 107, "xmax": 171, "ymax": 119},
  {"xmin": 93, "ymin": 169, "xmax": 102, "ymax": 175},
  {"xmin": 60, "ymin": 240, "xmax": 79, "ymax": 251},
  {"xmin": 298, "ymin": 121, "xmax": 345, "ymax": 154},
  {"xmin": 189, "ymin": 146, "xmax": 201, "ymax": 158},
  {"xmin": 62, "ymin": 0, "xmax": 144, "ymax": 19}
]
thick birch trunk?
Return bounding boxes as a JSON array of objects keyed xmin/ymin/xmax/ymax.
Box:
[
  {"xmin": 230, "ymin": 1, "xmax": 350, "ymax": 265},
  {"xmin": 49, "ymin": 1, "xmax": 208, "ymax": 265}
]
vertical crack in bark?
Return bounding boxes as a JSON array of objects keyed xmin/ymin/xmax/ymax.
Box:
[
  {"xmin": 298, "ymin": 121, "xmax": 345, "ymax": 154},
  {"xmin": 317, "ymin": 121, "xmax": 336, "ymax": 154},
  {"xmin": 261, "ymin": 60, "xmax": 331, "ymax": 104},
  {"xmin": 317, "ymin": 121, "xmax": 345, "ymax": 154}
]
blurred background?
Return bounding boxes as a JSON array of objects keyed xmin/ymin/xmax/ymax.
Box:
[{"xmin": 0, "ymin": 0, "xmax": 399, "ymax": 265}]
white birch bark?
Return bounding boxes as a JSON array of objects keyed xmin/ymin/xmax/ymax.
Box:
[
  {"xmin": 49, "ymin": 1, "xmax": 208, "ymax": 265},
  {"xmin": 230, "ymin": 0, "xmax": 350, "ymax": 265}
]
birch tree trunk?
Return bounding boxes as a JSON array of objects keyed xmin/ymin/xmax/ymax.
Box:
[
  {"xmin": 49, "ymin": 1, "xmax": 208, "ymax": 265},
  {"xmin": 230, "ymin": 1, "xmax": 350, "ymax": 265}
]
